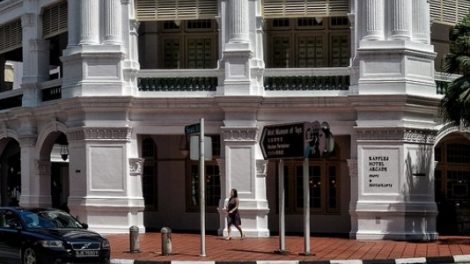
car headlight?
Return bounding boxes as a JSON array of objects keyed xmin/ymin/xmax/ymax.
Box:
[
  {"xmin": 39, "ymin": 240, "xmax": 64, "ymax": 249},
  {"xmin": 102, "ymin": 239, "xmax": 110, "ymax": 249}
]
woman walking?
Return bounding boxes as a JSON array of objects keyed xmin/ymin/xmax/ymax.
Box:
[{"xmin": 225, "ymin": 188, "xmax": 244, "ymax": 240}]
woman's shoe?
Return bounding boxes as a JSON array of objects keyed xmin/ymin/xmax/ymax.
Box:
[
  {"xmin": 225, "ymin": 237, "xmax": 231, "ymax": 240},
  {"xmin": 241, "ymin": 234, "xmax": 245, "ymax": 240}
]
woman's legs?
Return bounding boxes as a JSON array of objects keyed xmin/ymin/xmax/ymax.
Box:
[
  {"xmin": 235, "ymin": 224, "xmax": 244, "ymax": 238},
  {"xmin": 226, "ymin": 224, "xmax": 232, "ymax": 239}
]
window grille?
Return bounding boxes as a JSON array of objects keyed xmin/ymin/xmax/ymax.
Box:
[
  {"xmin": 0, "ymin": 20, "xmax": 22, "ymax": 55},
  {"xmin": 42, "ymin": 1, "xmax": 68, "ymax": 39},
  {"xmin": 263, "ymin": 0, "xmax": 349, "ymax": 19},
  {"xmin": 135, "ymin": 0, "xmax": 218, "ymax": 21},
  {"xmin": 430, "ymin": 0, "xmax": 470, "ymax": 25}
]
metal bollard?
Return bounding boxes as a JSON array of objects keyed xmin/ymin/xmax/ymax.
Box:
[
  {"xmin": 129, "ymin": 225, "xmax": 140, "ymax": 253},
  {"xmin": 161, "ymin": 227, "xmax": 172, "ymax": 256}
]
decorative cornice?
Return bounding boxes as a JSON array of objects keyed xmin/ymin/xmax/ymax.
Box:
[
  {"xmin": 355, "ymin": 127, "xmax": 436, "ymax": 144},
  {"xmin": 68, "ymin": 127, "xmax": 132, "ymax": 141},
  {"xmin": 129, "ymin": 158, "xmax": 144, "ymax": 176},
  {"xmin": 221, "ymin": 127, "xmax": 258, "ymax": 142}
]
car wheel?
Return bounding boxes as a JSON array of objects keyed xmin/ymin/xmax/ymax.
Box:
[{"xmin": 22, "ymin": 247, "xmax": 38, "ymax": 264}]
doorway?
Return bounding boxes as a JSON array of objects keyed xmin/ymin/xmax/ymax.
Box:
[
  {"xmin": 0, "ymin": 139, "xmax": 20, "ymax": 206},
  {"xmin": 435, "ymin": 134, "xmax": 470, "ymax": 234}
]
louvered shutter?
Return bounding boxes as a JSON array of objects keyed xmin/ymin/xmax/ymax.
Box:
[
  {"xmin": 42, "ymin": 1, "xmax": 68, "ymax": 39},
  {"xmin": 135, "ymin": 0, "xmax": 218, "ymax": 21},
  {"xmin": 263, "ymin": 0, "xmax": 349, "ymax": 18},
  {"xmin": 430, "ymin": 0, "xmax": 470, "ymax": 25},
  {"xmin": 0, "ymin": 20, "xmax": 22, "ymax": 55}
]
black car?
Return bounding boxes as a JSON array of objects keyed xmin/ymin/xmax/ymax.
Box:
[{"xmin": 0, "ymin": 207, "xmax": 110, "ymax": 264}]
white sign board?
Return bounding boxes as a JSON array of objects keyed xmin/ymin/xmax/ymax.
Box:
[
  {"xmin": 190, "ymin": 136, "xmax": 213, "ymax": 161},
  {"xmin": 363, "ymin": 148, "xmax": 399, "ymax": 194}
]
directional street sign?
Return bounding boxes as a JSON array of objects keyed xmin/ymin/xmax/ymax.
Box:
[
  {"xmin": 185, "ymin": 123, "xmax": 200, "ymax": 135},
  {"xmin": 260, "ymin": 122, "xmax": 305, "ymax": 160},
  {"xmin": 260, "ymin": 121, "xmax": 335, "ymax": 160}
]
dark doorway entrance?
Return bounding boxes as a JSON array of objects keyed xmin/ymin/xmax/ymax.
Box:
[
  {"xmin": 0, "ymin": 139, "xmax": 21, "ymax": 206},
  {"xmin": 435, "ymin": 134, "xmax": 470, "ymax": 235}
]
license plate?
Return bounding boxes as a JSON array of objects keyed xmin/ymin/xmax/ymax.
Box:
[{"xmin": 76, "ymin": 250, "xmax": 99, "ymax": 257}]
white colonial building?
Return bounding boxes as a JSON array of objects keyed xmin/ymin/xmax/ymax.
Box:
[{"xmin": 1, "ymin": 0, "xmax": 470, "ymax": 240}]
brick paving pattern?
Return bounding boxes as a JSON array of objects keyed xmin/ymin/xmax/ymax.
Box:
[{"xmin": 107, "ymin": 233, "xmax": 470, "ymax": 261}]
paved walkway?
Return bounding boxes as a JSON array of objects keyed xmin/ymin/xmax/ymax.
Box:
[{"xmin": 107, "ymin": 233, "xmax": 470, "ymax": 262}]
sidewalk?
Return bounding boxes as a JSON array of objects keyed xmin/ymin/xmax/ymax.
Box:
[{"xmin": 107, "ymin": 233, "xmax": 470, "ymax": 264}]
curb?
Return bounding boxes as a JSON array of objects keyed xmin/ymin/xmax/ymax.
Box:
[{"xmin": 110, "ymin": 254, "xmax": 470, "ymax": 264}]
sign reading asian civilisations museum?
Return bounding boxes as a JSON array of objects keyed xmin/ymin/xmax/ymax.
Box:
[{"xmin": 363, "ymin": 149, "xmax": 399, "ymax": 193}]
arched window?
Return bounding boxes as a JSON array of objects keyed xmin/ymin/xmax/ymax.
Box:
[{"xmin": 142, "ymin": 137, "xmax": 158, "ymax": 210}]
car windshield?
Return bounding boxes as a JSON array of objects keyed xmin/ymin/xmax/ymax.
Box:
[{"xmin": 20, "ymin": 211, "xmax": 83, "ymax": 229}]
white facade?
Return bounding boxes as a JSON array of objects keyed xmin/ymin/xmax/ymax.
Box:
[{"xmin": 0, "ymin": 0, "xmax": 469, "ymax": 240}]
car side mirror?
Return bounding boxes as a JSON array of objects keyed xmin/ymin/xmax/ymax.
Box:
[{"xmin": 81, "ymin": 223, "xmax": 88, "ymax": 229}]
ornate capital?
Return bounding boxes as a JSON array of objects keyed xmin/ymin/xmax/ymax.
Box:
[
  {"xmin": 347, "ymin": 159, "xmax": 358, "ymax": 178},
  {"xmin": 18, "ymin": 135, "xmax": 37, "ymax": 148},
  {"xmin": 21, "ymin": 13, "xmax": 36, "ymax": 28},
  {"xmin": 221, "ymin": 127, "xmax": 258, "ymax": 142},
  {"xmin": 256, "ymin": 159, "xmax": 268, "ymax": 177},
  {"xmin": 355, "ymin": 127, "xmax": 436, "ymax": 144},
  {"xmin": 216, "ymin": 158, "xmax": 226, "ymax": 177},
  {"xmin": 129, "ymin": 158, "xmax": 144, "ymax": 176},
  {"xmin": 68, "ymin": 127, "xmax": 132, "ymax": 141}
]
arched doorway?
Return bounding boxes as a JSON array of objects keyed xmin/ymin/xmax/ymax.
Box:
[
  {"xmin": 0, "ymin": 138, "xmax": 21, "ymax": 206},
  {"xmin": 435, "ymin": 133, "xmax": 470, "ymax": 235},
  {"xmin": 39, "ymin": 132, "xmax": 69, "ymax": 211}
]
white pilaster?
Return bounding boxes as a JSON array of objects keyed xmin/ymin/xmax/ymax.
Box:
[
  {"xmin": 21, "ymin": 11, "xmax": 49, "ymax": 106},
  {"xmin": 19, "ymin": 134, "xmax": 52, "ymax": 208},
  {"xmin": 390, "ymin": 0, "xmax": 412, "ymax": 40},
  {"xmin": 352, "ymin": 125, "xmax": 438, "ymax": 240},
  {"xmin": 219, "ymin": 126, "xmax": 270, "ymax": 237},
  {"xmin": 67, "ymin": 0, "xmax": 80, "ymax": 47},
  {"xmin": 412, "ymin": 0, "xmax": 430, "ymax": 44},
  {"xmin": 362, "ymin": 0, "xmax": 385, "ymax": 41},
  {"xmin": 221, "ymin": 0, "xmax": 263, "ymax": 96},
  {"xmin": 104, "ymin": 0, "xmax": 122, "ymax": 45},
  {"xmin": 66, "ymin": 127, "xmax": 144, "ymax": 234},
  {"xmin": 228, "ymin": 0, "xmax": 249, "ymax": 44},
  {"xmin": 79, "ymin": 0, "xmax": 100, "ymax": 45}
]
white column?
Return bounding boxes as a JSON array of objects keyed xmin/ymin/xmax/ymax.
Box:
[
  {"xmin": 79, "ymin": 0, "xmax": 100, "ymax": 45},
  {"xmin": 67, "ymin": 0, "xmax": 80, "ymax": 47},
  {"xmin": 390, "ymin": 0, "xmax": 412, "ymax": 40},
  {"xmin": 104, "ymin": 0, "xmax": 122, "ymax": 44},
  {"xmin": 412, "ymin": 0, "xmax": 430, "ymax": 44},
  {"xmin": 362, "ymin": 0, "xmax": 385, "ymax": 41},
  {"xmin": 228, "ymin": 0, "xmax": 249, "ymax": 43}
]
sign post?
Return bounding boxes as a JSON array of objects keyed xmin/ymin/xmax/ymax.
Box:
[
  {"xmin": 199, "ymin": 118, "xmax": 206, "ymax": 257},
  {"xmin": 260, "ymin": 121, "xmax": 334, "ymax": 256},
  {"xmin": 185, "ymin": 120, "xmax": 206, "ymax": 257}
]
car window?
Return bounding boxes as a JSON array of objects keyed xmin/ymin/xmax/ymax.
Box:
[
  {"xmin": 20, "ymin": 211, "xmax": 55, "ymax": 228},
  {"xmin": 37, "ymin": 211, "xmax": 83, "ymax": 228},
  {"xmin": 0, "ymin": 210, "xmax": 21, "ymax": 229}
]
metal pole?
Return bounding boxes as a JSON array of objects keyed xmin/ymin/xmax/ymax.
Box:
[
  {"xmin": 200, "ymin": 118, "xmax": 206, "ymax": 257},
  {"xmin": 278, "ymin": 159, "xmax": 286, "ymax": 253},
  {"xmin": 303, "ymin": 158, "xmax": 311, "ymax": 255}
]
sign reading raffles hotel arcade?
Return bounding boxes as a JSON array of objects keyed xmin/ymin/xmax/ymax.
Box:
[{"xmin": 363, "ymin": 149, "xmax": 399, "ymax": 194}]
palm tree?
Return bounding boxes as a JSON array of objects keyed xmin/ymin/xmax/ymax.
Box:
[{"xmin": 442, "ymin": 14, "xmax": 470, "ymax": 127}]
